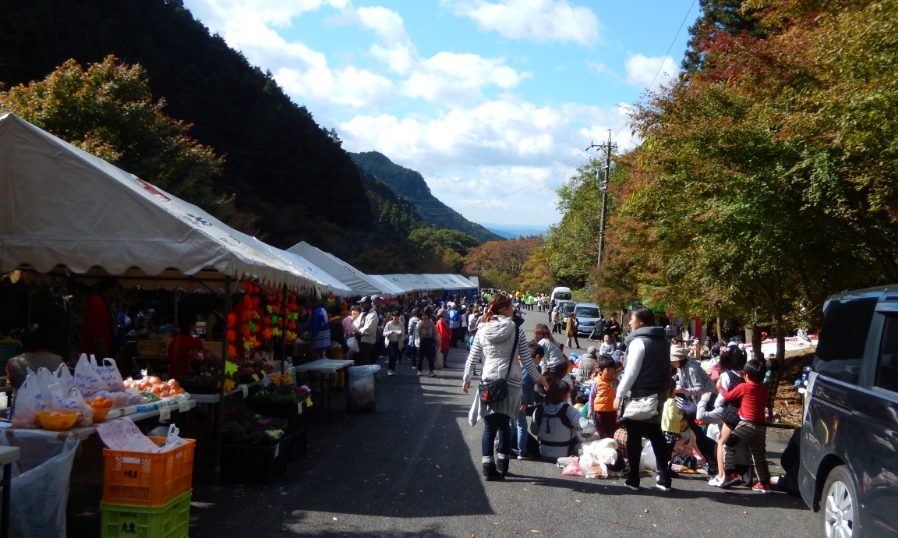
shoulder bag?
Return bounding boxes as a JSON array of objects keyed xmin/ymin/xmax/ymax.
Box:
[
  {"xmin": 478, "ymin": 328, "xmax": 520, "ymax": 404},
  {"xmin": 621, "ymin": 392, "xmax": 660, "ymax": 421}
]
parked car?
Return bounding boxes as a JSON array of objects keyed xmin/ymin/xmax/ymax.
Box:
[
  {"xmin": 557, "ymin": 301, "xmax": 576, "ymax": 319},
  {"xmin": 574, "ymin": 303, "xmax": 602, "ymax": 337},
  {"xmin": 551, "ymin": 287, "xmax": 573, "ymax": 303},
  {"xmin": 800, "ymin": 285, "xmax": 898, "ymax": 538}
]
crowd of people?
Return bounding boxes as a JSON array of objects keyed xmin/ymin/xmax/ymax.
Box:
[{"xmin": 462, "ymin": 297, "xmax": 793, "ymax": 497}]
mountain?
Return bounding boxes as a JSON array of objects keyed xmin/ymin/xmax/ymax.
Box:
[
  {"xmin": 479, "ymin": 223, "xmax": 548, "ymax": 239},
  {"xmin": 0, "ymin": 0, "xmax": 371, "ymax": 257},
  {"xmin": 349, "ymin": 151, "xmax": 503, "ymax": 243}
]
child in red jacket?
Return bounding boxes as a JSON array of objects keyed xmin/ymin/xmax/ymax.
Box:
[{"xmin": 719, "ymin": 359, "xmax": 771, "ymax": 492}]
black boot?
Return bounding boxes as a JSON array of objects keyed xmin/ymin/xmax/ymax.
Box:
[
  {"xmin": 482, "ymin": 461, "xmax": 504, "ymax": 481},
  {"xmin": 496, "ymin": 456, "xmax": 510, "ymax": 476}
]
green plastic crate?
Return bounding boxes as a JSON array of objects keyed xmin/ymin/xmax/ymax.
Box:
[{"xmin": 100, "ymin": 489, "xmax": 191, "ymax": 538}]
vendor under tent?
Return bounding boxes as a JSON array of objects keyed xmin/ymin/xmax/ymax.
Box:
[
  {"xmin": 287, "ymin": 241, "xmax": 388, "ymax": 297},
  {"xmin": 0, "ymin": 112, "xmax": 339, "ymax": 486}
]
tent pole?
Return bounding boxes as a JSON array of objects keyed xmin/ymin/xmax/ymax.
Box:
[
  {"xmin": 212, "ymin": 276, "xmax": 231, "ymax": 488},
  {"xmin": 280, "ymin": 284, "xmax": 288, "ymax": 378}
]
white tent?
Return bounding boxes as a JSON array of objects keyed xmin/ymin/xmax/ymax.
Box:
[
  {"xmin": 287, "ymin": 241, "xmax": 387, "ymax": 296},
  {"xmin": 448, "ymin": 274, "xmax": 477, "ymax": 289},
  {"xmin": 0, "ymin": 113, "xmax": 341, "ymax": 293},
  {"xmin": 368, "ymin": 275, "xmax": 407, "ymax": 296}
]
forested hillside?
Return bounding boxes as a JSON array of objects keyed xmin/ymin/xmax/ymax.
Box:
[
  {"xmin": 350, "ymin": 151, "xmax": 502, "ymax": 243},
  {"xmin": 0, "ymin": 0, "xmax": 371, "ymax": 257}
]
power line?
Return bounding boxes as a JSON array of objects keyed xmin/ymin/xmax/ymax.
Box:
[
  {"xmin": 482, "ymin": 151, "xmax": 593, "ymax": 204},
  {"xmin": 610, "ymin": 0, "xmax": 696, "ymax": 145}
]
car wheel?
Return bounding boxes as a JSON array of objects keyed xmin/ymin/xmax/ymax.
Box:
[{"xmin": 822, "ymin": 465, "xmax": 862, "ymax": 538}]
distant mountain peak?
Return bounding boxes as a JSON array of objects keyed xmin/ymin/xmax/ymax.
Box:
[{"xmin": 350, "ymin": 152, "xmax": 502, "ymax": 243}]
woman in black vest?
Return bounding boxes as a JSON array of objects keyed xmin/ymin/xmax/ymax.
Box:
[{"xmin": 613, "ymin": 306, "xmax": 673, "ymax": 491}]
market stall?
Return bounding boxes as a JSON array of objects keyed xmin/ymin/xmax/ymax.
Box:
[
  {"xmin": 0, "ymin": 113, "xmax": 344, "ymax": 533},
  {"xmin": 287, "ymin": 241, "xmax": 388, "ymax": 296}
]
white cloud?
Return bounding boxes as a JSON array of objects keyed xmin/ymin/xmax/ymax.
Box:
[
  {"xmin": 624, "ymin": 53, "xmax": 678, "ymax": 89},
  {"xmin": 400, "ymin": 53, "xmax": 531, "ymax": 104},
  {"xmin": 337, "ymin": 6, "xmax": 408, "ymax": 44},
  {"xmin": 450, "ymin": 0, "xmax": 599, "ymax": 46},
  {"xmin": 338, "ymin": 99, "xmax": 626, "ymax": 173}
]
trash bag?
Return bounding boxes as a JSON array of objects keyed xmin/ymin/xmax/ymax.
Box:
[
  {"xmin": 347, "ymin": 365, "xmax": 380, "ymax": 413},
  {"xmin": 1, "ymin": 429, "xmax": 79, "ymax": 538}
]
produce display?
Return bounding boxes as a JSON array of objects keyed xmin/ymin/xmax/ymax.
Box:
[
  {"xmin": 87, "ymin": 396, "xmax": 114, "ymax": 422},
  {"xmin": 35, "ymin": 410, "xmax": 80, "ymax": 431},
  {"xmin": 124, "ymin": 376, "xmax": 187, "ymax": 398}
]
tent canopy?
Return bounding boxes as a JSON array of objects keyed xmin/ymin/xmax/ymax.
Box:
[
  {"xmin": 0, "ymin": 114, "xmax": 342, "ymax": 293},
  {"xmin": 287, "ymin": 241, "xmax": 386, "ymax": 296}
]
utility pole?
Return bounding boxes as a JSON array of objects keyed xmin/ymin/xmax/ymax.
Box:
[{"xmin": 586, "ymin": 130, "xmax": 617, "ymax": 267}]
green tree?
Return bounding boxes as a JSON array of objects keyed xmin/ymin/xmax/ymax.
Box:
[
  {"xmin": 622, "ymin": 0, "xmax": 898, "ymax": 358},
  {"xmin": 681, "ymin": 0, "xmax": 762, "ymax": 72},
  {"xmin": 0, "ymin": 56, "xmax": 255, "ymax": 228}
]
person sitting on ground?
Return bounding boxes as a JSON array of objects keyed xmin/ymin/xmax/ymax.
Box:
[
  {"xmin": 533, "ymin": 323, "xmax": 568, "ymax": 385},
  {"xmin": 599, "ymin": 334, "xmax": 615, "ymax": 355},
  {"xmin": 575, "ymin": 347, "xmax": 599, "ymax": 385},
  {"xmin": 531, "ymin": 379, "xmax": 590, "ymax": 462},
  {"xmin": 611, "ymin": 342, "xmax": 626, "ymax": 363},
  {"xmin": 7, "ymin": 323, "xmax": 64, "ymax": 393},
  {"xmin": 587, "ymin": 355, "xmax": 619, "ymax": 439},
  {"xmin": 718, "ymin": 359, "xmax": 771, "ymax": 493}
]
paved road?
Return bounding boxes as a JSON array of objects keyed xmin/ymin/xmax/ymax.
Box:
[{"xmin": 180, "ymin": 309, "xmax": 817, "ymax": 538}]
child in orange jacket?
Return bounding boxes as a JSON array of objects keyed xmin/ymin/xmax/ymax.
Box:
[{"xmin": 587, "ymin": 355, "xmax": 618, "ymax": 439}]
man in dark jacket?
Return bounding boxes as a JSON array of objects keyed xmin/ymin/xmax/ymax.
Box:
[{"xmin": 614, "ymin": 306, "xmax": 672, "ymax": 491}]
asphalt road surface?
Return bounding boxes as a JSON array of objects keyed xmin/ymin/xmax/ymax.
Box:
[{"xmin": 155, "ymin": 309, "xmax": 817, "ymax": 538}]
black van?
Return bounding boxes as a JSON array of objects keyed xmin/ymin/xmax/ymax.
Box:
[{"xmin": 801, "ymin": 286, "xmax": 898, "ymax": 537}]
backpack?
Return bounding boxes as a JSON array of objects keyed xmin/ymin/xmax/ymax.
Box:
[
  {"xmin": 534, "ymin": 404, "xmax": 579, "ymax": 451},
  {"xmin": 721, "ymin": 371, "xmax": 744, "ymax": 428}
]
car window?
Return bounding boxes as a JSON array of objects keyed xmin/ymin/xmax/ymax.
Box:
[
  {"xmin": 814, "ymin": 297, "xmax": 877, "ymax": 384},
  {"xmin": 876, "ymin": 315, "xmax": 898, "ymax": 393},
  {"xmin": 576, "ymin": 307, "xmax": 599, "ymax": 318},
  {"xmin": 555, "ymin": 292, "xmax": 572, "ymax": 301}
]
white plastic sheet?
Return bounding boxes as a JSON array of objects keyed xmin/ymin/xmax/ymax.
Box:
[{"xmin": 0, "ymin": 430, "xmax": 79, "ymax": 538}]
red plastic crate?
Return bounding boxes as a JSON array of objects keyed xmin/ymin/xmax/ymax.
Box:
[{"xmin": 102, "ymin": 437, "xmax": 196, "ymax": 507}]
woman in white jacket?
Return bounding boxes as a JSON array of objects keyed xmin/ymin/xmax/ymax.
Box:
[{"xmin": 463, "ymin": 294, "xmax": 548, "ymax": 480}]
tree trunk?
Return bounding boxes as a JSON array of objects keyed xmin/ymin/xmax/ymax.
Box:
[
  {"xmin": 748, "ymin": 324, "xmax": 764, "ymax": 362},
  {"xmin": 717, "ymin": 314, "xmax": 722, "ymax": 342}
]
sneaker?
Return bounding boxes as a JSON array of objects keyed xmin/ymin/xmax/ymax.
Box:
[
  {"xmin": 517, "ymin": 452, "xmax": 536, "ymax": 461},
  {"xmin": 720, "ymin": 473, "xmax": 743, "ymax": 489},
  {"xmin": 751, "ymin": 482, "xmax": 772, "ymax": 494},
  {"xmin": 387, "ymin": 370, "xmax": 395, "ymax": 376},
  {"xmin": 624, "ymin": 481, "xmax": 640, "ymax": 491},
  {"xmin": 417, "ymin": 371, "xmax": 422, "ymax": 376},
  {"xmin": 429, "ymin": 372, "xmax": 437, "ymax": 377},
  {"xmin": 708, "ymin": 475, "xmax": 724, "ymax": 487}
]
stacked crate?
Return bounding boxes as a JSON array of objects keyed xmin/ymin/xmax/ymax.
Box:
[{"xmin": 100, "ymin": 437, "xmax": 196, "ymax": 538}]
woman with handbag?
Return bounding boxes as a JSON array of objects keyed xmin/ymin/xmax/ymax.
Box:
[
  {"xmin": 462, "ymin": 294, "xmax": 548, "ymax": 481},
  {"xmin": 613, "ymin": 305, "xmax": 673, "ymax": 491}
]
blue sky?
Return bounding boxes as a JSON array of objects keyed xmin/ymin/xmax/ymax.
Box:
[{"xmin": 183, "ymin": 0, "xmax": 698, "ymax": 227}]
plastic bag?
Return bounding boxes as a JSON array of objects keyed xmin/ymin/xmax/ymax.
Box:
[
  {"xmin": 95, "ymin": 357, "xmax": 125, "ymax": 392},
  {"xmin": 346, "ymin": 336, "xmax": 360, "ymax": 353},
  {"xmin": 561, "ymin": 458, "xmax": 585, "ymax": 477},
  {"xmin": 47, "ymin": 383, "xmax": 93, "ymax": 426},
  {"xmin": 160, "ymin": 423, "xmax": 187, "ymax": 452},
  {"xmin": 52, "ymin": 363, "xmax": 74, "ymax": 392},
  {"xmin": 579, "ymin": 452, "xmax": 608, "ymax": 478},
  {"xmin": 639, "ymin": 441, "xmax": 657, "ymax": 471},
  {"xmin": 1, "ymin": 429, "xmax": 79, "ymax": 538},
  {"xmin": 10, "ymin": 373, "xmax": 43, "ymax": 428},
  {"xmin": 73, "ymin": 353, "xmax": 108, "ymax": 397}
]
